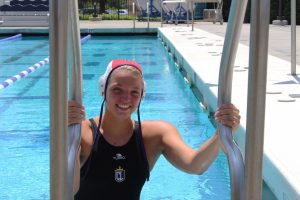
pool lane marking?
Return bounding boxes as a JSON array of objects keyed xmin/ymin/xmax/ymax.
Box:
[
  {"xmin": 0, "ymin": 34, "xmax": 22, "ymax": 42},
  {"xmin": 81, "ymin": 34, "xmax": 91, "ymax": 44},
  {"xmin": 0, "ymin": 57, "xmax": 49, "ymax": 90},
  {"xmin": 0, "ymin": 34, "xmax": 91, "ymax": 90}
]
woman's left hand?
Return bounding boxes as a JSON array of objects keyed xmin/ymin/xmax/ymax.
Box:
[{"xmin": 214, "ymin": 103, "xmax": 241, "ymax": 132}]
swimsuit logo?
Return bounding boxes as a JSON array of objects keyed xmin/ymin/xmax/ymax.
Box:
[
  {"xmin": 113, "ymin": 153, "xmax": 126, "ymax": 160},
  {"xmin": 115, "ymin": 166, "xmax": 126, "ymax": 183}
]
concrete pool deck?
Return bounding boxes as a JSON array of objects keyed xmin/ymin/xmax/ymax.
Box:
[
  {"xmin": 0, "ymin": 20, "xmax": 299, "ymax": 199},
  {"xmin": 157, "ymin": 25, "xmax": 300, "ymax": 200}
]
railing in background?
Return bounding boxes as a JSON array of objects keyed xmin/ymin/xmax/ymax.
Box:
[
  {"xmin": 291, "ymin": 0, "xmax": 296, "ymax": 75},
  {"xmin": 192, "ymin": 0, "xmax": 194, "ymax": 31},
  {"xmin": 147, "ymin": 1, "xmax": 149, "ymax": 30},
  {"xmin": 79, "ymin": 0, "xmax": 133, "ymax": 20},
  {"xmin": 133, "ymin": 2, "xmax": 136, "ymax": 28}
]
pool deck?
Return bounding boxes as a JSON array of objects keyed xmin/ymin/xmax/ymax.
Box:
[
  {"xmin": 157, "ymin": 24, "xmax": 300, "ymax": 200},
  {"xmin": 1, "ymin": 20, "xmax": 299, "ymax": 199}
]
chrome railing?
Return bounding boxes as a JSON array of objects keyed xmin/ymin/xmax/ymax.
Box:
[
  {"xmin": 133, "ymin": 2, "xmax": 136, "ymax": 29},
  {"xmin": 50, "ymin": 0, "xmax": 82, "ymax": 199},
  {"xmin": 245, "ymin": 0, "xmax": 270, "ymax": 199},
  {"xmin": 291, "ymin": 0, "xmax": 296, "ymax": 75},
  {"xmin": 49, "ymin": 0, "xmax": 69, "ymax": 199},
  {"xmin": 67, "ymin": 0, "xmax": 83, "ymax": 197},
  {"xmin": 217, "ymin": 0, "xmax": 248, "ymax": 199}
]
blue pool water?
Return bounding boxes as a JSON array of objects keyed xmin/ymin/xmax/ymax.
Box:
[{"xmin": 0, "ymin": 35, "xmax": 230, "ymax": 199}]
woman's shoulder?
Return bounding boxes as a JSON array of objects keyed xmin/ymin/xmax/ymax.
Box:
[
  {"xmin": 142, "ymin": 120, "xmax": 174, "ymax": 127},
  {"xmin": 81, "ymin": 117, "xmax": 99, "ymax": 145},
  {"xmin": 141, "ymin": 120, "xmax": 178, "ymax": 135},
  {"xmin": 81, "ymin": 116, "xmax": 99, "ymax": 128}
]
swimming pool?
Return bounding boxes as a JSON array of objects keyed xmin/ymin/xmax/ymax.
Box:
[{"xmin": 0, "ymin": 35, "xmax": 230, "ymax": 199}]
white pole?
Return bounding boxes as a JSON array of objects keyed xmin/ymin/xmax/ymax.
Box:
[
  {"xmin": 147, "ymin": 2, "xmax": 149, "ymax": 14},
  {"xmin": 245, "ymin": 0, "xmax": 270, "ymax": 199},
  {"xmin": 147, "ymin": 2, "xmax": 150, "ymax": 30},
  {"xmin": 192, "ymin": 0, "xmax": 194, "ymax": 31},
  {"xmin": 49, "ymin": 0, "xmax": 69, "ymax": 199},
  {"xmin": 133, "ymin": 2, "xmax": 135, "ymax": 14},
  {"xmin": 133, "ymin": 2, "xmax": 136, "ymax": 29},
  {"xmin": 291, "ymin": 0, "xmax": 296, "ymax": 75},
  {"xmin": 68, "ymin": 0, "xmax": 83, "ymax": 196},
  {"xmin": 187, "ymin": 2, "xmax": 189, "ymax": 27},
  {"xmin": 161, "ymin": 2, "xmax": 163, "ymax": 27}
]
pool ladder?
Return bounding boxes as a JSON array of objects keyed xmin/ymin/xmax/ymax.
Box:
[
  {"xmin": 218, "ymin": 0, "xmax": 270, "ymax": 199},
  {"xmin": 49, "ymin": 0, "xmax": 271, "ymax": 199},
  {"xmin": 49, "ymin": 0, "xmax": 83, "ymax": 199}
]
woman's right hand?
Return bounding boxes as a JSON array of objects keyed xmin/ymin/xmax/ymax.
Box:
[{"xmin": 68, "ymin": 100, "xmax": 86, "ymax": 126}]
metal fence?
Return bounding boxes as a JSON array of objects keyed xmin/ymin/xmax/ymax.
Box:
[
  {"xmin": 79, "ymin": 0, "xmax": 134, "ymax": 20},
  {"xmin": 78, "ymin": 0, "xmax": 213, "ymax": 21}
]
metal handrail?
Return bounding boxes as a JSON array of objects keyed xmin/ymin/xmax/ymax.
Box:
[
  {"xmin": 133, "ymin": 2, "xmax": 136, "ymax": 29},
  {"xmin": 291, "ymin": 0, "xmax": 296, "ymax": 75},
  {"xmin": 217, "ymin": 0, "xmax": 248, "ymax": 199},
  {"xmin": 50, "ymin": 0, "xmax": 82, "ymax": 199},
  {"xmin": 245, "ymin": 0, "xmax": 270, "ymax": 199},
  {"xmin": 147, "ymin": 1, "xmax": 150, "ymax": 30},
  {"xmin": 191, "ymin": 0, "xmax": 194, "ymax": 31},
  {"xmin": 67, "ymin": 0, "xmax": 83, "ymax": 196},
  {"xmin": 50, "ymin": 0, "xmax": 69, "ymax": 199}
]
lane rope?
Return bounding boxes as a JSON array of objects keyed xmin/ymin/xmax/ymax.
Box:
[
  {"xmin": 0, "ymin": 34, "xmax": 91, "ymax": 90},
  {"xmin": 0, "ymin": 34, "xmax": 22, "ymax": 42}
]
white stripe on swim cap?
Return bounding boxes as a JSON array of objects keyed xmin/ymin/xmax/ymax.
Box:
[{"xmin": 98, "ymin": 59, "xmax": 146, "ymax": 98}]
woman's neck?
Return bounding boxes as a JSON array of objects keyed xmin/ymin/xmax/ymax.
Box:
[{"xmin": 100, "ymin": 112, "xmax": 134, "ymax": 146}]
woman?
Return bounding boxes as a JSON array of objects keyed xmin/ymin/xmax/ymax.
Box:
[{"xmin": 69, "ymin": 59, "xmax": 241, "ymax": 200}]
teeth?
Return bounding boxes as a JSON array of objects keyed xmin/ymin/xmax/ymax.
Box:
[{"xmin": 117, "ymin": 104, "xmax": 130, "ymax": 109}]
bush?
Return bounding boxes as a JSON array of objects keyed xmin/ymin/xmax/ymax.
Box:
[
  {"xmin": 101, "ymin": 13, "xmax": 133, "ymax": 20},
  {"xmin": 79, "ymin": 14, "xmax": 91, "ymax": 20}
]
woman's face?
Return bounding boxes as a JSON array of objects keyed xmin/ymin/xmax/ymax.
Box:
[{"xmin": 105, "ymin": 67, "xmax": 143, "ymax": 119}]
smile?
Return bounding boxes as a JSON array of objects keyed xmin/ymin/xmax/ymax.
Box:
[{"xmin": 116, "ymin": 104, "xmax": 131, "ymax": 110}]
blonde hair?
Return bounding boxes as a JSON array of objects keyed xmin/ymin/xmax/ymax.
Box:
[
  {"xmin": 114, "ymin": 65, "xmax": 143, "ymax": 77},
  {"xmin": 99, "ymin": 64, "xmax": 146, "ymax": 97}
]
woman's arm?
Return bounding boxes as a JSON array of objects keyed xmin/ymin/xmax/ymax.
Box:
[
  {"xmin": 68, "ymin": 100, "xmax": 94, "ymax": 164},
  {"xmin": 161, "ymin": 103, "xmax": 240, "ymax": 174},
  {"xmin": 68, "ymin": 101, "xmax": 93, "ymax": 194}
]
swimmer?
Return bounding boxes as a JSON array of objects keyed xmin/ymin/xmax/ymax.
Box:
[{"xmin": 69, "ymin": 59, "xmax": 241, "ymax": 200}]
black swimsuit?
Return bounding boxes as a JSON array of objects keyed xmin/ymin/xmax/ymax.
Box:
[{"xmin": 74, "ymin": 119, "xmax": 149, "ymax": 200}]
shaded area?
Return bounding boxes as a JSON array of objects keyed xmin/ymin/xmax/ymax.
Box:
[{"xmin": 0, "ymin": 0, "xmax": 49, "ymax": 11}]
